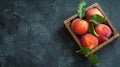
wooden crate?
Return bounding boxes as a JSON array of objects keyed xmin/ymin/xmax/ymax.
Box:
[{"xmin": 64, "ymin": 3, "xmax": 120, "ymax": 53}]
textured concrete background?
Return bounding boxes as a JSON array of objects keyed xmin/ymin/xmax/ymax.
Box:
[{"xmin": 0, "ymin": 0, "xmax": 120, "ymax": 67}]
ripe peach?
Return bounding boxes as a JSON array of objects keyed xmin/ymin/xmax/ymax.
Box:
[
  {"xmin": 97, "ymin": 36, "xmax": 108, "ymax": 43},
  {"xmin": 95, "ymin": 24, "xmax": 112, "ymax": 43},
  {"xmin": 81, "ymin": 33, "xmax": 98, "ymax": 49},
  {"xmin": 71, "ymin": 18, "xmax": 89, "ymax": 35},
  {"xmin": 86, "ymin": 8, "xmax": 104, "ymax": 19}
]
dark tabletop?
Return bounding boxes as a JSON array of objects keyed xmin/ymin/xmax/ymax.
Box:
[{"xmin": 0, "ymin": 0, "xmax": 120, "ymax": 67}]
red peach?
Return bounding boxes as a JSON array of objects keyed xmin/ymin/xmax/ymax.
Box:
[
  {"xmin": 81, "ymin": 33, "xmax": 98, "ymax": 49},
  {"xmin": 97, "ymin": 36, "xmax": 108, "ymax": 43},
  {"xmin": 71, "ymin": 18, "xmax": 89, "ymax": 35},
  {"xmin": 95, "ymin": 24, "xmax": 112, "ymax": 43},
  {"xmin": 86, "ymin": 8, "xmax": 104, "ymax": 19},
  {"xmin": 95, "ymin": 24, "xmax": 112, "ymax": 37}
]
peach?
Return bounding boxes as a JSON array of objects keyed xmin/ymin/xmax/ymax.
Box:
[
  {"xmin": 86, "ymin": 8, "xmax": 104, "ymax": 19},
  {"xmin": 81, "ymin": 33, "xmax": 98, "ymax": 49},
  {"xmin": 97, "ymin": 36, "xmax": 108, "ymax": 43},
  {"xmin": 71, "ymin": 18, "xmax": 89, "ymax": 35},
  {"xmin": 95, "ymin": 24, "xmax": 112, "ymax": 43}
]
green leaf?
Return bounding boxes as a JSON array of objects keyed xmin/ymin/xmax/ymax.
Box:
[
  {"xmin": 77, "ymin": 0, "xmax": 86, "ymax": 18},
  {"xmin": 89, "ymin": 23, "xmax": 98, "ymax": 37},
  {"xmin": 88, "ymin": 54, "xmax": 99, "ymax": 65},
  {"xmin": 89, "ymin": 14, "xmax": 106, "ymax": 24},
  {"xmin": 75, "ymin": 47, "xmax": 91, "ymax": 55}
]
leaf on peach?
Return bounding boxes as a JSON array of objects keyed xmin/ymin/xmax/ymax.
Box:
[
  {"xmin": 89, "ymin": 14, "xmax": 106, "ymax": 24},
  {"xmin": 89, "ymin": 23, "xmax": 98, "ymax": 37},
  {"xmin": 77, "ymin": 0, "xmax": 86, "ymax": 18},
  {"xmin": 75, "ymin": 47, "xmax": 91, "ymax": 55}
]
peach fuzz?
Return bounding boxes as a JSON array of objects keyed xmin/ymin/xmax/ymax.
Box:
[
  {"xmin": 81, "ymin": 33, "xmax": 98, "ymax": 49},
  {"xmin": 86, "ymin": 8, "xmax": 104, "ymax": 19},
  {"xmin": 71, "ymin": 18, "xmax": 89, "ymax": 35},
  {"xmin": 95, "ymin": 24, "xmax": 112, "ymax": 43}
]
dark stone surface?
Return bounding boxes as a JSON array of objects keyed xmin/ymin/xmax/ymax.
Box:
[{"xmin": 0, "ymin": 0, "xmax": 120, "ymax": 67}]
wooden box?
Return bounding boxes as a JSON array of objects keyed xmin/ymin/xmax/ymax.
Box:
[{"xmin": 64, "ymin": 3, "xmax": 120, "ymax": 53}]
